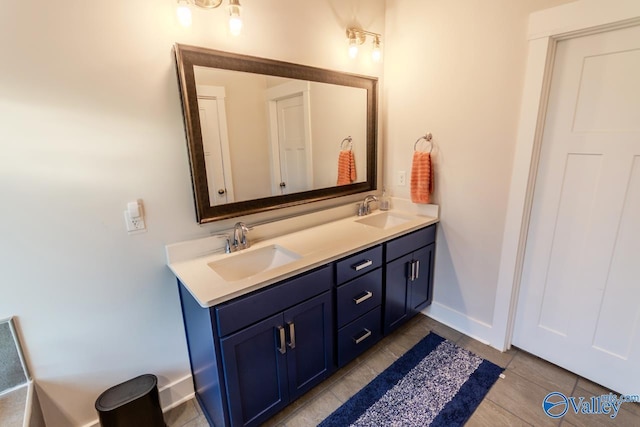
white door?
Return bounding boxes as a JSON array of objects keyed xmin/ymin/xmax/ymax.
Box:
[
  {"xmin": 266, "ymin": 81, "xmax": 313, "ymax": 196},
  {"xmin": 197, "ymin": 86, "xmax": 234, "ymax": 206},
  {"xmin": 513, "ymin": 24, "xmax": 640, "ymax": 395},
  {"xmin": 275, "ymin": 95, "xmax": 311, "ymax": 194}
]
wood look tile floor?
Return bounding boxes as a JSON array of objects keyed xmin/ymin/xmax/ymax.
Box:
[{"xmin": 164, "ymin": 315, "xmax": 640, "ymax": 426}]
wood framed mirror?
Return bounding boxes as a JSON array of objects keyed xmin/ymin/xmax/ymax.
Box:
[{"xmin": 174, "ymin": 44, "xmax": 378, "ymax": 223}]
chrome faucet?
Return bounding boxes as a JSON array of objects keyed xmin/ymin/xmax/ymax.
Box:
[
  {"xmin": 232, "ymin": 222, "xmax": 251, "ymax": 251},
  {"xmin": 358, "ymin": 195, "xmax": 378, "ymax": 216}
]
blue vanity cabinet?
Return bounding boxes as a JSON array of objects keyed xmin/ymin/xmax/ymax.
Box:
[
  {"xmin": 220, "ymin": 291, "xmax": 332, "ymax": 426},
  {"xmin": 383, "ymin": 225, "xmax": 436, "ymax": 335},
  {"xmin": 177, "ymin": 221, "xmax": 438, "ymax": 426},
  {"xmin": 178, "ymin": 265, "xmax": 333, "ymax": 427}
]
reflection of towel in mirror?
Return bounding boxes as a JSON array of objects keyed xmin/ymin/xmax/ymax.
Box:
[
  {"xmin": 410, "ymin": 151, "xmax": 434, "ymax": 203},
  {"xmin": 337, "ymin": 150, "xmax": 357, "ymax": 185}
]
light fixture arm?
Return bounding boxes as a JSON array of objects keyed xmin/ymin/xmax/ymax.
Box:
[
  {"xmin": 346, "ymin": 27, "xmax": 383, "ymax": 61},
  {"xmin": 346, "ymin": 28, "xmax": 382, "ymax": 45},
  {"xmin": 192, "ymin": 0, "xmax": 224, "ymax": 9}
]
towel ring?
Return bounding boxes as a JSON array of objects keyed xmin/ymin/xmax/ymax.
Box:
[
  {"xmin": 340, "ymin": 136, "xmax": 353, "ymax": 151},
  {"xmin": 413, "ymin": 133, "xmax": 433, "ymax": 153}
]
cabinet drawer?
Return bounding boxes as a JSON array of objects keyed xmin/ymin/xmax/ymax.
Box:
[
  {"xmin": 336, "ymin": 270, "xmax": 382, "ymax": 328},
  {"xmin": 337, "ymin": 307, "xmax": 382, "ymax": 367},
  {"xmin": 336, "ymin": 245, "xmax": 383, "ymax": 284},
  {"xmin": 215, "ymin": 265, "xmax": 332, "ymax": 337},
  {"xmin": 386, "ymin": 225, "xmax": 436, "ymax": 262}
]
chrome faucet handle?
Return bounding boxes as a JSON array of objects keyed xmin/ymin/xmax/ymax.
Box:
[{"xmin": 213, "ymin": 234, "xmax": 232, "ymax": 253}]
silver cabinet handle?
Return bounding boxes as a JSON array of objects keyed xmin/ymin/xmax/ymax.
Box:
[
  {"xmin": 287, "ymin": 322, "xmax": 296, "ymax": 349},
  {"xmin": 414, "ymin": 260, "xmax": 420, "ymax": 280},
  {"xmin": 353, "ymin": 259, "xmax": 373, "ymax": 271},
  {"xmin": 409, "ymin": 260, "xmax": 416, "ymax": 281},
  {"xmin": 353, "ymin": 291, "xmax": 373, "ymax": 305},
  {"xmin": 277, "ymin": 326, "xmax": 286, "ymax": 354},
  {"xmin": 353, "ymin": 328, "xmax": 372, "ymax": 344}
]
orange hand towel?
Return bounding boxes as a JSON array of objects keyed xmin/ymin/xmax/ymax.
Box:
[
  {"xmin": 410, "ymin": 151, "xmax": 434, "ymax": 204},
  {"xmin": 337, "ymin": 150, "xmax": 357, "ymax": 185}
]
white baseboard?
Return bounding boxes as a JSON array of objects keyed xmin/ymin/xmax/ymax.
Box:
[
  {"xmin": 159, "ymin": 374, "xmax": 195, "ymax": 412},
  {"xmin": 423, "ymin": 301, "xmax": 495, "ymax": 348},
  {"xmin": 81, "ymin": 375, "xmax": 194, "ymax": 427}
]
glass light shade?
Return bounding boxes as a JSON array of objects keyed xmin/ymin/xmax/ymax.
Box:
[
  {"xmin": 177, "ymin": 1, "xmax": 192, "ymax": 27},
  {"xmin": 372, "ymin": 44, "xmax": 382, "ymax": 62},
  {"xmin": 348, "ymin": 39, "xmax": 359, "ymax": 59},
  {"xmin": 229, "ymin": 4, "xmax": 242, "ymax": 36},
  {"xmin": 229, "ymin": 15, "xmax": 242, "ymax": 36}
]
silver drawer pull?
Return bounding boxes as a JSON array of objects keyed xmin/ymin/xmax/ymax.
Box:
[
  {"xmin": 353, "ymin": 259, "xmax": 373, "ymax": 271},
  {"xmin": 353, "ymin": 291, "xmax": 373, "ymax": 305},
  {"xmin": 414, "ymin": 260, "xmax": 420, "ymax": 280},
  {"xmin": 353, "ymin": 328, "xmax": 372, "ymax": 344},
  {"xmin": 277, "ymin": 326, "xmax": 286, "ymax": 354}
]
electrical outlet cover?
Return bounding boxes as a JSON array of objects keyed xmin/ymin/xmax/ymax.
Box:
[{"xmin": 124, "ymin": 211, "xmax": 146, "ymax": 233}]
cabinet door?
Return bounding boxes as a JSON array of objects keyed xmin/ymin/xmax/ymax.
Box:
[
  {"xmin": 384, "ymin": 252, "xmax": 413, "ymax": 334},
  {"xmin": 409, "ymin": 244, "xmax": 434, "ymax": 314},
  {"xmin": 284, "ymin": 291, "xmax": 333, "ymax": 400},
  {"xmin": 220, "ymin": 313, "xmax": 289, "ymax": 427}
]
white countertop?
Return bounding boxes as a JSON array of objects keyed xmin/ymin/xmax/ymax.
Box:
[{"xmin": 166, "ymin": 207, "xmax": 439, "ymax": 308}]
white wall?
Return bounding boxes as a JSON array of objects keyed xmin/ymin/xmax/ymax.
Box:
[
  {"xmin": 310, "ymin": 82, "xmax": 368, "ymax": 189},
  {"xmin": 0, "ymin": 1, "xmax": 384, "ymax": 426},
  {"xmin": 383, "ymin": 0, "xmax": 574, "ymax": 343}
]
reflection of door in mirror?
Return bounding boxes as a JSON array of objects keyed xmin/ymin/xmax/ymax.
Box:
[
  {"xmin": 196, "ymin": 85, "xmax": 234, "ymax": 206},
  {"xmin": 276, "ymin": 95, "xmax": 310, "ymax": 194},
  {"xmin": 267, "ymin": 81, "xmax": 313, "ymax": 195}
]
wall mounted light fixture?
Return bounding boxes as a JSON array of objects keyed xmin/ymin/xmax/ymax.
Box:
[
  {"xmin": 177, "ymin": 0, "xmax": 243, "ymax": 36},
  {"xmin": 346, "ymin": 28, "xmax": 382, "ymax": 62}
]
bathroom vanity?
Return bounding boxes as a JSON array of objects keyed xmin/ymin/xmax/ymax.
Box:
[{"xmin": 167, "ymin": 208, "xmax": 438, "ymax": 427}]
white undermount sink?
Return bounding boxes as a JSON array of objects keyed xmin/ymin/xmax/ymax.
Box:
[
  {"xmin": 207, "ymin": 244, "xmax": 302, "ymax": 282},
  {"xmin": 355, "ymin": 212, "xmax": 413, "ymax": 229}
]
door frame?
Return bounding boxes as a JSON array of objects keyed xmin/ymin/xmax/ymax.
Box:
[
  {"xmin": 265, "ymin": 80, "xmax": 313, "ymax": 195},
  {"xmin": 196, "ymin": 84, "xmax": 235, "ymax": 204},
  {"xmin": 491, "ymin": 0, "xmax": 640, "ymax": 351}
]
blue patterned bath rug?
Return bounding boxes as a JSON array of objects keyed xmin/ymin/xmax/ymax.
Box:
[{"xmin": 319, "ymin": 333, "xmax": 503, "ymax": 426}]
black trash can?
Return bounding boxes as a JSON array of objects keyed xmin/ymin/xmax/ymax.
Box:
[{"xmin": 95, "ymin": 374, "xmax": 165, "ymax": 427}]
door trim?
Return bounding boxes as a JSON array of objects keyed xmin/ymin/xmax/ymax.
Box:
[
  {"xmin": 491, "ymin": 0, "xmax": 640, "ymax": 351},
  {"xmin": 196, "ymin": 84, "xmax": 235, "ymax": 204}
]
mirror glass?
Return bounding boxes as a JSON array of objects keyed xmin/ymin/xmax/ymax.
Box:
[{"xmin": 174, "ymin": 44, "xmax": 378, "ymax": 223}]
